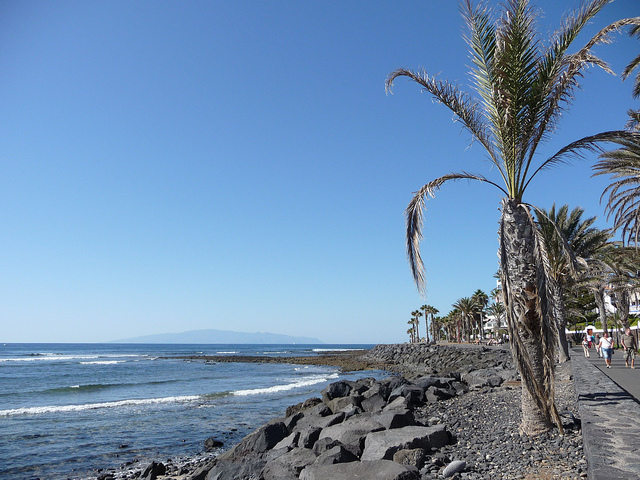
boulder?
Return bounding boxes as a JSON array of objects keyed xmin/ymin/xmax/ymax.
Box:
[
  {"xmin": 283, "ymin": 411, "xmax": 304, "ymax": 431},
  {"xmin": 219, "ymin": 421, "xmax": 288, "ymax": 459},
  {"xmin": 362, "ymin": 381, "xmax": 391, "ymax": 401},
  {"xmin": 361, "ymin": 393, "xmax": 386, "ymax": 413},
  {"xmin": 300, "ymin": 460, "xmax": 419, "ymax": 480},
  {"xmin": 339, "ymin": 404, "xmax": 362, "ymax": 419},
  {"xmin": 141, "ymin": 461, "xmax": 166, "ymax": 480},
  {"xmin": 299, "ymin": 426, "xmax": 322, "ymax": 449},
  {"xmin": 385, "ymin": 396, "xmax": 414, "ymax": 411},
  {"xmin": 393, "ymin": 448, "xmax": 427, "ymax": 469},
  {"xmin": 261, "ymin": 447, "xmax": 317, "ymax": 480},
  {"xmin": 273, "ymin": 431, "xmax": 300, "ymax": 451},
  {"xmin": 424, "ymin": 386, "xmax": 456, "ymax": 403},
  {"xmin": 205, "ymin": 455, "xmax": 266, "ymax": 480},
  {"xmin": 413, "ymin": 376, "xmax": 455, "ymax": 390},
  {"xmin": 325, "ymin": 395, "xmax": 362, "ymax": 414},
  {"xmin": 461, "ymin": 368, "xmax": 504, "ymax": 388},
  {"xmin": 312, "ymin": 437, "xmax": 343, "ymax": 455},
  {"xmin": 286, "ymin": 397, "xmax": 323, "ymax": 417},
  {"xmin": 295, "ymin": 411, "xmax": 345, "ymax": 431},
  {"xmin": 376, "ymin": 407, "xmax": 416, "ymax": 430},
  {"xmin": 204, "ymin": 437, "xmax": 224, "ymax": 451},
  {"xmin": 321, "ymin": 381, "xmax": 352, "ymax": 401},
  {"xmin": 313, "ymin": 444, "xmax": 359, "ymax": 466},
  {"xmin": 388, "ymin": 385, "xmax": 423, "ymax": 405},
  {"xmin": 361, "ymin": 425, "xmax": 451, "ymax": 461},
  {"xmin": 319, "ymin": 414, "xmax": 385, "ymax": 447},
  {"xmin": 350, "ymin": 377, "xmax": 376, "ymax": 394}
]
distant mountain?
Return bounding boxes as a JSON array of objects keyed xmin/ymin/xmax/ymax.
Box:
[{"xmin": 112, "ymin": 329, "xmax": 324, "ymax": 344}]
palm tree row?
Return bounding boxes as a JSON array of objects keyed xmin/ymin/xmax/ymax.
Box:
[
  {"xmin": 388, "ymin": 0, "xmax": 640, "ymax": 435},
  {"xmin": 406, "ymin": 305, "xmax": 440, "ymax": 343}
]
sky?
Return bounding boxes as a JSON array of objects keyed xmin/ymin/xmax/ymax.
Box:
[{"xmin": 0, "ymin": 0, "xmax": 637, "ymax": 344}]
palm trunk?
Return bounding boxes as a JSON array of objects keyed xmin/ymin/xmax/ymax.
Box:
[
  {"xmin": 500, "ymin": 199, "xmax": 560, "ymax": 436},
  {"xmin": 619, "ymin": 289, "xmax": 630, "ymax": 330},
  {"xmin": 551, "ymin": 282, "xmax": 570, "ymax": 363},
  {"xmin": 594, "ymin": 285, "xmax": 609, "ymax": 334}
]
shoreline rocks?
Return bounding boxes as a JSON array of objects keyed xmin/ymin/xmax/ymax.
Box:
[{"xmin": 100, "ymin": 344, "xmax": 585, "ymax": 480}]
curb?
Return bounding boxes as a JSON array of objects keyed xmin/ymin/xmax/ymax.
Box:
[{"xmin": 570, "ymin": 352, "xmax": 640, "ymax": 479}]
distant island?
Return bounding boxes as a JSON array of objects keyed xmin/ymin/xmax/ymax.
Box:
[{"xmin": 112, "ymin": 329, "xmax": 323, "ymax": 344}]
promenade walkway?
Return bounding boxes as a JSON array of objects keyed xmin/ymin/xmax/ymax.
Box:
[{"xmin": 570, "ymin": 345, "xmax": 640, "ymax": 480}]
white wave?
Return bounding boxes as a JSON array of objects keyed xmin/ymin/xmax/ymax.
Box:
[
  {"xmin": 0, "ymin": 353, "xmax": 145, "ymax": 363},
  {"xmin": 79, "ymin": 360, "xmax": 126, "ymax": 365},
  {"xmin": 312, "ymin": 348, "xmax": 365, "ymax": 352},
  {"xmin": 233, "ymin": 373, "xmax": 339, "ymax": 396},
  {"xmin": 216, "ymin": 351, "xmax": 238, "ymax": 354},
  {"xmin": 0, "ymin": 395, "xmax": 201, "ymax": 417}
]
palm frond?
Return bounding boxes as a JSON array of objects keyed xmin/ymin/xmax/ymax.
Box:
[
  {"xmin": 594, "ymin": 134, "xmax": 640, "ymax": 245},
  {"xmin": 522, "ymin": 130, "xmax": 639, "ymax": 192},
  {"xmin": 386, "ymin": 69, "xmax": 502, "ymax": 175},
  {"xmin": 523, "ymin": 9, "xmax": 640, "ymax": 182},
  {"xmin": 406, "ymin": 172, "xmax": 507, "ymax": 294}
]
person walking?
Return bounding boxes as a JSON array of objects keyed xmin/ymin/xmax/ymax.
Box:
[
  {"xmin": 621, "ymin": 328, "xmax": 637, "ymax": 369},
  {"xmin": 582, "ymin": 336, "xmax": 591, "ymax": 358},
  {"xmin": 598, "ymin": 332, "xmax": 614, "ymax": 368}
]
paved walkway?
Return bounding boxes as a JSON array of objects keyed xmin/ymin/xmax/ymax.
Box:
[
  {"xmin": 570, "ymin": 346, "xmax": 640, "ymax": 479},
  {"xmin": 579, "ymin": 344, "xmax": 640, "ymax": 399}
]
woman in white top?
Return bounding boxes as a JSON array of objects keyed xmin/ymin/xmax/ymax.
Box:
[{"xmin": 598, "ymin": 332, "xmax": 614, "ymax": 368}]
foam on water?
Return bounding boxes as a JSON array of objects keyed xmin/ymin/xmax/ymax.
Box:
[
  {"xmin": 0, "ymin": 394, "xmax": 203, "ymax": 417},
  {"xmin": 233, "ymin": 373, "xmax": 339, "ymax": 396},
  {"xmin": 79, "ymin": 360, "xmax": 127, "ymax": 365}
]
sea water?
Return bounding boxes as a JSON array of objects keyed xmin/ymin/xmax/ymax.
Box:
[{"xmin": 0, "ymin": 343, "xmax": 383, "ymax": 480}]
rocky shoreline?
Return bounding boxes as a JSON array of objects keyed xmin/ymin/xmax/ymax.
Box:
[{"xmin": 95, "ymin": 344, "xmax": 585, "ymax": 480}]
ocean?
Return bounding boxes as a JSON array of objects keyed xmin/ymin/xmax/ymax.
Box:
[{"xmin": 0, "ymin": 343, "xmax": 384, "ymax": 480}]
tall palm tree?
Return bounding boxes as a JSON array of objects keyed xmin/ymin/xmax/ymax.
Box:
[
  {"xmin": 411, "ymin": 310, "xmax": 422, "ymax": 342},
  {"xmin": 386, "ymin": 0, "xmax": 638, "ymax": 435},
  {"xmin": 421, "ymin": 304, "xmax": 439, "ymax": 343},
  {"xmin": 453, "ymin": 297, "xmax": 477, "ymax": 343},
  {"xmin": 472, "ymin": 289, "xmax": 489, "ymax": 339},
  {"xmin": 431, "ymin": 314, "xmax": 443, "ymax": 342},
  {"xmin": 420, "ymin": 305, "xmax": 430, "ymax": 342},
  {"xmin": 407, "ymin": 326, "xmax": 414, "ymax": 343},
  {"xmin": 427, "ymin": 305, "xmax": 440, "ymax": 342},
  {"xmin": 579, "ymin": 241, "xmax": 640, "ymax": 334},
  {"xmin": 535, "ymin": 204, "xmax": 611, "ymax": 362}
]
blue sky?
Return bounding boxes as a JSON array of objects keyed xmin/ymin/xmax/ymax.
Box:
[{"xmin": 0, "ymin": 1, "xmax": 637, "ymax": 344}]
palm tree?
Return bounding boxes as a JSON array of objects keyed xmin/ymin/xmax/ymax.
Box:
[
  {"xmin": 535, "ymin": 204, "xmax": 611, "ymax": 362},
  {"xmin": 386, "ymin": 0, "xmax": 638, "ymax": 435},
  {"xmin": 431, "ymin": 314, "xmax": 443, "ymax": 341},
  {"xmin": 472, "ymin": 290, "xmax": 489, "ymax": 340},
  {"xmin": 453, "ymin": 297, "xmax": 477, "ymax": 343},
  {"xmin": 428, "ymin": 305, "xmax": 440, "ymax": 342},
  {"xmin": 411, "ymin": 310, "xmax": 423, "ymax": 342},
  {"xmin": 421, "ymin": 304, "xmax": 439, "ymax": 343},
  {"xmin": 407, "ymin": 326, "xmax": 414, "ymax": 343},
  {"xmin": 487, "ymin": 302, "xmax": 506, "ymax": 338},
  {"xmin": 594, "ymin": 137, "xmax": 640, "ymax": 246},
  {"xmin": 420, "ymin": 305, "xmax": 430, "ymax": 342}
]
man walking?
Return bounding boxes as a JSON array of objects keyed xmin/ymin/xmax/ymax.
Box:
[{"xmin": 621, "ymin": 328, "xmax": 638, "ymax": 369}]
